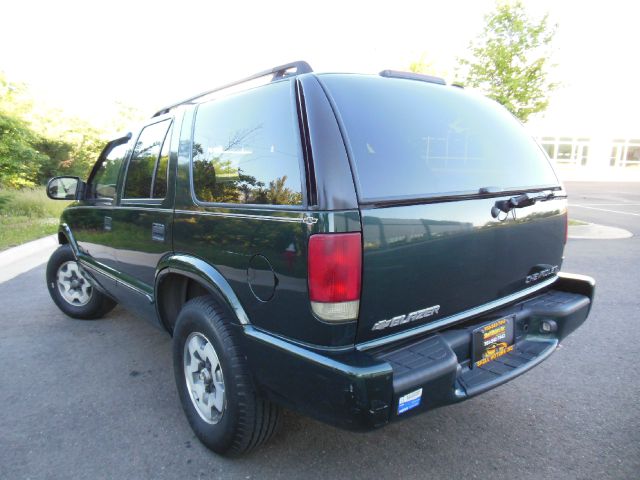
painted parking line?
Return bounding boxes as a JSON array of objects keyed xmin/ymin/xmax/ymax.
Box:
[{"xmin": 570, "ymin": 204, "xmax": 640, "ymax": 216}]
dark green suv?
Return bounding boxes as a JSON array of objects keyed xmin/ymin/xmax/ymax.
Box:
[{"xmin": 46, "ymin": 61, "xmax": 595, "ymax": 455}]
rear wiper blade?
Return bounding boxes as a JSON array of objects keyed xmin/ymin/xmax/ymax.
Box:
[{"xmin": 491, "ymin": 190, "xmax": 556, "ymax": 218}]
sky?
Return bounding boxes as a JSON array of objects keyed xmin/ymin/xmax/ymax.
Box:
[{"xmin": 1, "ymin": 0, "xmax": 638, "ymax": 137}]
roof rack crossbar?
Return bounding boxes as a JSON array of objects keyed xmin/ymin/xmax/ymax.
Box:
[
  {"xmin": 379, "ymin": 69, "xmax": 446, "ymax": 86},
  {"xmin": 153, "ymin": 60, "xmax": 313, "ymax": 117}
]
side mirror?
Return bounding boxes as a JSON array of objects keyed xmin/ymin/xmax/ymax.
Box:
[{"xmin": 46, "ymin": 176, "xmax": 83, "ymax": 200}]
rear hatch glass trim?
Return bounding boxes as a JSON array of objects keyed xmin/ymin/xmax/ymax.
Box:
[{"xmin": 359, "ymin": 185, "xmax": 565, "ymax": 209}]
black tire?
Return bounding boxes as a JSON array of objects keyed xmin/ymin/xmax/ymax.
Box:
[
  {"xmin": 46, "ymin": 244, "xmax": 116, "ymax": 320},
  {"xmin": 173, "ymin": 296, "xmax": 281, "ymax": 456}
]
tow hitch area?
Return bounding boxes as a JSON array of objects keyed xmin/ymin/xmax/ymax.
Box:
[
  {"xmin": 371, "ymin": 280, "xmax": 593, "ymax": 420},
  {"xmin": 471, "ymin": 315, "xmax": 515, "ymax": 368}
]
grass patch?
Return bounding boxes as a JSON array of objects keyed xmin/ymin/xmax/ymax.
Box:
[
  {"xmin": 568, "ymin": 219, "xmax": 589, "ymax": 226},
  {"xmin": 0, "ymin": 187, "xmax": 69, "ymax": 218},
  {"xmin": 0, "ymin": 216, "xmax": 59, "ymax": 251},
  {"xmin": 0, "ymin": 188, "xmax": 69, "ymax": 251}
]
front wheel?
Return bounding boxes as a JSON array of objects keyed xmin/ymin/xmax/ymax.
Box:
[
  {"xmin": 173, "ymin": 296, "xmax": 281, "ymax": 455},
  {"xmin": 46, "ymin": 244, "xmax": 116, "ymax": 319}
]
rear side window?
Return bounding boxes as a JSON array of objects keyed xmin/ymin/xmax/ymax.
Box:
[
  {"xmin": 191, "ymin": 81, "xmax": 303, "ymax": 206},
  {"xmin": 124, "ymin": 119, "xmax": 171, "ymax": 199},
  {"xmin": 320, "ymin": 75, "xmax": 559, "ymax": 201},
  {"xmin": 89, "ymin": 141, "xmax": 130, "ymax": 201}
]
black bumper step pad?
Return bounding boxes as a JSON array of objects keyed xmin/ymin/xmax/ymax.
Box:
[
  {"xmin": 458, "ymin": 339, "xmax": 556, "ymax": 396},
  {"xmin": 374, "ymin": 335, "xmax": 458, "ymax": 393}
]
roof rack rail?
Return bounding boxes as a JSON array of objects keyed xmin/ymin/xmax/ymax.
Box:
[
  {"xmin": 379, "ymin": 69, "xmax": 446, "ymax": 86},
  {"xmin": 152, "ymin": 60, "xmax": 313, "ymax": 117}
]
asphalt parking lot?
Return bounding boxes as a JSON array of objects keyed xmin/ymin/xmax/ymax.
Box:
[{"xmin": 1, "ymin": 181, "xmax": 638, "ymax": 480}]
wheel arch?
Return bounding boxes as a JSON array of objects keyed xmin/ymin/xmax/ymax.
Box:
[
  {"xmin": 155, "ymin": 254, "xmax": 250, "ymax": 334},
  {"xmin": 58, "ymin": 223, "xmax": 80, "ymax": 257}
]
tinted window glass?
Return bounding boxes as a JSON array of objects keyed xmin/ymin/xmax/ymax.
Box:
[
  {"xmin": 153, "ymin": 126, "xmax": 171, "ymax": 198},
  {"xmin": 89, "ymin": 141, "xmax": 130, "ymax": 201},
  {"xmin": 320, "ymin": 75, "xmax": 559, "ymax": 200},
  {"xmin": 124, "ymin": 120, "xmax": 171, "ymax": 198},
  {"xmin": 192, "ymin": 81, "xmax": 302, "ymax": 205}
]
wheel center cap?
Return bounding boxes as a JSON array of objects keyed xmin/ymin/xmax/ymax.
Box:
[
  {"xmin": 199, "ymin": 368, "xmax": 212, "ymax": 383},
  {"xmin": 70, "ymin": 280, "xmax": 80, "ymax": 289}
]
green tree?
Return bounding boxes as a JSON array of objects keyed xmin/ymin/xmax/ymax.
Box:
[
  {"xmin": 0, "ymin": 73, "xmax": 46, "ymax": 187},
  {"xmin": 0, "ymin": 72, "xmax": 32, "ymax": 117},
  {"xmin": 409, "ymin": 52, "xmax": 450, "ymax": 79},
  {"xmin": 0, "ymin": 112, "xmax": 47, "ymax": 188},
  {"xmin": 409, "ymin": 53, "xmax": 436, "ymax": 75},
  {"xmin": 456, "ymin": 1, "xmax": 557, "ymax": 122},
  {"xmin": 1, "ymin": 73, "xmax": 82, "ymax": 186},
  {"xmin": 1, "ymin": 71, "xmax": 143, "ymax": 189}
]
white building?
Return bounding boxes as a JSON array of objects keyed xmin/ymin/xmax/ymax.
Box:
[{"xmin": 526, "ymin": 93, "xmax": 640, "ymax": 182}]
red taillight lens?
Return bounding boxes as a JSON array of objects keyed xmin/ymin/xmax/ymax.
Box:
[{"xmin": 308, "ymin": 233, "xmax": 362, "ymax": 322}]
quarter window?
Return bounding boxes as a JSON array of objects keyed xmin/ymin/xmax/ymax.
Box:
[
  {"xmin": 124, "ymin": 120, "xmax": 172, "ymax": 199},
  {"xmin": 191, "ymin": 81, "xmax": 303, "ymax": 206}
]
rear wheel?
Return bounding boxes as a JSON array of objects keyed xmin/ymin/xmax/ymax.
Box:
[
  {"xmin": 46, "ymin": 244, "xmax": 116, "ymax": 319},
  {"xmin": 173, "ymin": 296, "xmax": 281, "ymax": 455}
]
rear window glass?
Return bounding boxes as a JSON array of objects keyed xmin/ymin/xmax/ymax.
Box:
[
  {"xmin": 191, "ymin": 80, "xmax": 303, "ymax": 206},
  {"xmin": 320, "ymin": 75, "xmax": 559, "ymax": 201}
]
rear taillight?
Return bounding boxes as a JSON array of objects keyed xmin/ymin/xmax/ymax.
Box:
[{"xmin": 308, "ymin": 233, "xmax": 362, "ymax": 322}]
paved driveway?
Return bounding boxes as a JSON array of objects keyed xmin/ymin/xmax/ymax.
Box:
[{"xmin": 0, "ymin": 182, "xmax": 638, "ymax": 479}]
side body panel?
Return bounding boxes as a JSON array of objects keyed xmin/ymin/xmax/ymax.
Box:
[
  {"xmin": 170, "ymin": 95, "xmax": 360, "ymax": 348},
  {"xmin": 111, "ymin": 205, "xmax": 173, "ymax": 293},
  {"xmin": 61, "ymin": 206, "xmax": 118, "ymax": 293}
]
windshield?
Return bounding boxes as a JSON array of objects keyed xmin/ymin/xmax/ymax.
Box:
[{"xmin": 319, "ymin": 75, "xmax": 559, "ymax": 201}]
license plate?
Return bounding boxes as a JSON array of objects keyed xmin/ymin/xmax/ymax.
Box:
[{"xmin": 472, "ymin": 315, "xmax": 515, "ymax": 368}]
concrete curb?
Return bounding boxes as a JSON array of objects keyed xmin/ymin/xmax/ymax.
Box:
[
  {"xmin": 0, "ymin": 235, "xmax": 58, "ymax": 284},
  {"xmin": 568, "ymin": 223, "xmax": 633, "ymax": 240}
]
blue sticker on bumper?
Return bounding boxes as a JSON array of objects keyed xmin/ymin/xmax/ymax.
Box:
[{"xmin": 398, "ymin": 388, "xmax": 423, "ymax": 414}]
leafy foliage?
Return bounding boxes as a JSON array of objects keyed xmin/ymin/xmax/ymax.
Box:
[
  {"xmin": 457, "ymin": 1, "xmax": 557, "ymax": 122},
  {"xmin": 408, "ymin": 52, "xmax": 450, "ymax": 79},
  {"xmin": 0, "ymin": 112, "xmax": 48, "ymax": 187},
  {"xmin": 409, "ymin": 54, "xmax": 437, "ymax": 76},
  {"xmin": 0, "ymin": 71, "xmax": 141, "ymax": 190}
]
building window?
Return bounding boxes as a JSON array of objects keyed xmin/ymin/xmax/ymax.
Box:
[
  {"xmin": 538, "ymin": 137, "xmax": 590, "ymax": 167},
  {"xmin": 610, "ymin": 139, "xmax": 640, "ymax": 168}
]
